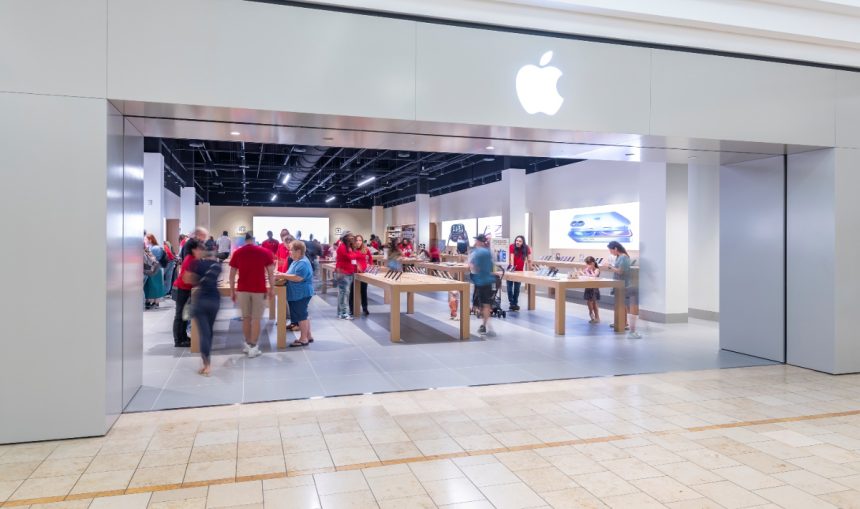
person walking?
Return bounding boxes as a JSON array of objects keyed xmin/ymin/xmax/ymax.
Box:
[
  {"xmin": 229, "ymin": 232, "xmax": 275, "ymax": 358},
  {"xmin": 604, "ymin": 241, "xmax": 640, "ymax": 339},
  {"xmin": 172, "ymin": 244, "xmax": 196, "ymax": 348},
  {"xmin": 180, "ymin": 228, "xmax": 209, "ymax": 260},
  {"xmin": 282, "ymin": 240, "xmax": 315, "ymax": 347},
  {"xmin": 217, "ymin": 231, "xmax": 232, "ymax": 262},
  {"xmin": 334, "ymin": 231, "xmax": 357, "ymax": 319},
  {"xmin": 470, "ymin": 234, "xmax": 496, "ymax": 337},
  {"xmin": 350, "ymin": 234, "xmax": 373, "ymax": 316},
  {"xmin": 506, "ymin": 235, "xmax": 532, "ymax": 311},
  {"xmin": 144, "ymin": 234, "xmax": 166, "ymax": 309},
  {"xmin": 182, "ymin": 239, "xmax": 222, "ymax": 376}
]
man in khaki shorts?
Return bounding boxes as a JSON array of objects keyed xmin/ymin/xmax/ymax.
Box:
[{"xmin": 229, "ymin": 233, "xmax": 275, "ymax": 358}]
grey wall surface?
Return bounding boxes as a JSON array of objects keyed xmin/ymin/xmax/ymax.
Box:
[
  {"xmin": 122, "ymin": 119, "xmax": 144, "ymax": 408},
  {"xmin": 719, "ymin": 157, "xmax": 785, "ymax": 362}
]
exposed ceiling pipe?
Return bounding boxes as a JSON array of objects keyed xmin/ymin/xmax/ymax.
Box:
[
  {"xmin": 295, "ymin": 148, "xmax": 344, "ymax": 196},
  {"xmin": 256, "ymin": 144, "xmax": 264, "ymax": 179},
  {"xmin": 287, "ymin": 146, "xmax": 329, "ymax": 192},
  {"xmin": 337, "ymin": 150, "xmax": 389, "ymax": 186}
]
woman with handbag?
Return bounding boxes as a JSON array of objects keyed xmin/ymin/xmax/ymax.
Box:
[
  {"xmin": 144, "ymin": 234, "xmax": 165, "ymax": 309},
  {"xmin": 182, "ymin": 239, "xmax": 222, "ymax": 376}
]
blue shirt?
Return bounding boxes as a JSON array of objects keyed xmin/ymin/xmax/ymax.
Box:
[
  {"xmin": 286, "ymin": 256, "xmax": 314, "ymax": 301},
  {"xmin": 613, "ymin": 254, "xmax": 633, "ymax": 288},
  {"xmin": 192, "ymin": 259, "xmax": 223, "ymax": 302},
  {"xmin": 470, "ymin": 247, "xmax": 495, "ymax": 286}
]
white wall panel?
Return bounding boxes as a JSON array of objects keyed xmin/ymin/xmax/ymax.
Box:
[
  {"xmin": 0, "ymin": 94, "xmax": 108, "ymax": 443},
  {"xmin": 164, "ymin": 189, "xmax": 181, "ymax": 219},
  {"xmin": 208, "ymin": 206, "xmax": 371, "ymax": 246},
  {"xmin": 0, "ymin": 0, "xmax": 106, "ymax": 98},
  {"xmin": 122, "ymin": 119, "xmax": 143, "ymax": 408},
  {"xmin": 688, "ymin": 164, "xmax": 720, "ymax": 316},
  {"xmin": 415, "ymin": 23, "xmax": 651, "ymax": 134},
  {"xmin": 107, "ymin": 0, "xmax": 415, "ymax": 120},
  {"xmin": 720, "ymin": 157, "xmax": 784, "ymax": 362},
  {"xmin": 833, "ymin": 148, "xmax": 860, "ymax": 373},
  {"xmin": 143, "ymin": 153, "xmax": 165, "ymax": 241},
  {"xmin": 651, "ymin": 50, "xmax": 837, "ymax": 146},
  {"xmin": 836, "ymin": 71, "xmax": 860, "ymax": 150}
]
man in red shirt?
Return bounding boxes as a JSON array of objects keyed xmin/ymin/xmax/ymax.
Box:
[
  {"xmin": 229, "ymin": 233, "xmax": 275, "ymax": 358},
  {"xmin": 260, "ymin": 231, "xmax": 279, "ymax": 255}
]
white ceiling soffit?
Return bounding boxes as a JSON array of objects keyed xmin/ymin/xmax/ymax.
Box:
[{"xmin": 299, "ymin": 0, "xmax": 860, "ymax": 68}]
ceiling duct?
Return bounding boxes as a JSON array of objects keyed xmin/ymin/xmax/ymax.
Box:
[{"xmin": 285, "ymin": 146, "xmax": 328, "ymax": 192}]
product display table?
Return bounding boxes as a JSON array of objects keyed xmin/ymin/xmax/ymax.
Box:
[
  {"xmin": 353, "ymin": 271, "xmax": 470, "ymax": 342},
  {"xmin": 534, "ymin": 258, "xmax": 639, "ymax": 272},
  {"xmin": 189, "ymin": 281, "xmax": 287, "ymax": 353},
  {"xmin": 441, "ymin": 253, "xmax": 468, "ymax": 262},
  {"xmin": 416, "ymin": 262, "xmax": 471, "ymax": 281},
  {"xmin": 319, "ymin": 262, "xmax": 336, "ymax": 294},
  {"xmin": 503, "ymin": 271, "xmax": 626, "ymax": 335}
]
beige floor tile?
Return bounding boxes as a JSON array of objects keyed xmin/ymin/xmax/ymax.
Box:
[
  {"xmin": 772, "ymin": 469, "xmax": 850, "ymax": 495},
  {"xmin": 315, "ymin": 470, "xmax": 369, "ymax": 496},
  {"xmin": 600, "ymin": 458, "xmax": 663, "ymax": 481},
  {"xmin": 148, "ymin": 434, "xmax": 196, "ymax": 451},
  {"xmin": 546, "ymin": 453, "xmax": 605, "ymax": 477},
  {"xmin": 279, "ymin": 423, "xmax": 322, "ymax": 440},
  {"xmin": 99, "ymin": 439, "xmax": 150, "ymax": 456},
  {"xmin": 264, "ymin": 484, "xmax": 321, "ymax": 509},
  {"xmin": 236, "ymin": 455, "xmax": 286, "ymax": 478},
  {"xmin": 189, "ymin": 444, "xmax": 237, "ymax": 463},
  {"xmin": 763, "ymin": 430, "xmax": 823, "ymax": 448},
  {"xmin": 601, "ymin": 492, "xmax": 665, "ymax": 509},
  {"xmin": 755, "ymin": 485, "xmax": 836, "ymax": 509},
  {"xmin": 377, "ymin": 494, "xmax": 435, "ymax": 508},
  {"xmin": 730, "ymin": 452, "xmax": 797, "ymax": 474},
  {"xmin": 1, "ymin": 446, "xmax": 56, "ymax": 464},
  {"xmin": 149, "ymin": 486, "xmax": 208, "ymax": 503},
  {"xmin": 748, "ymin": 440, "xmax": 815, "ymax": 460},
  {"xmin": 422, "ymin": 477, "xmax": 484, "ymax": 506},
  {"xmin": 436, "ymin": 501, "xmax": 495, "ymax": 509},
  {"xmin": 319, "ymin": 490, "xmax": 379, "ymax": 509},
  {"xmin": 283, "ymin": 435, "xmax": 328, "ymax": 455},
  {"xmin": 263, "ymin": 474, "xmax": 315, "ymax": 490},
  {"xmin": 491, "ymin": 431, "xmax": 540, "ymax": 448},
  {"xmin": 86, "ymin": 452, "xmax": 143, "ymax": 474},
  {"xmin": 139, "ymin": 448, "xmax": 191, "ymax": 468},
  {"xmin": 712, "ymin": 465, "xmax": 784, "ymax": 491},
  {"xmin": 676, "ymin": 448, "xmax": 741, "ymax": 470},
  {"xmin": 494, "ymin": 451, "xmax": 551, "ymax": 472},
  {"xmin": 329, "ymin": 446, "xmax": 380, "ymax": 467},
  {"xmin": 414, "ymin": 438, "xmax": 464, "ymax": 457},
  {"xmin": 805, "ymin": 444, "xmax": 860, "ymax": 464},
  {"xmin": 665, "ymin": 498, "xmax": 725, "ymax": 509},
  {"xmin": 574, "ymin": 470, "xmax": 639, "ymax": 498},
  {"xmin": 30, "ymin": 458, "xmax": 91, "ymax": 479},
  {"xmin": 453, "ymin": 455, "xmax": 498, "ymax": 468},
  {"xmin": 284, "ymin": 451, "xmax": 334, "ymax": 472},
  {"xmin": 149, "ymin": 498, "xmax": 207, "ymax": 509},
  {"xmin": 787, "ymin": 455, "xmax": 858, "ymax": 478},
  {"xmin": 480, "ymin": 482, "xmax": 547, "ymax": 509},
  {"xmin": 372, "ymin": 442, "xmax": 423, "ymax": 462},
  {"xmin": 236, "ymin": 440, "xmax": 282, "ymax": 460},
  {"xmin": 238, "ymin": 427, "xmax": 280, "ymax": 444},
  {"xmin": 193, "ymin": 430, "xmax": 238, "ymax": 447},
  {"xmin": 691, "ymin": 481, "xmax": 768, "ymax": 509},
  {"xmin": 325, "ymin": 432, "xmax": 371, "ymax": 450},
  {"xmin": 29, "ymin": 499, "xmax": 93, "ymax": 509},
  {"xmin": 819, "ymin": 489, "xmax": 860, "ymax": 509},
  {"xmin": 367, "ymin": 472, "xmax": 427, "ymax": 500},
  {"xmin": 453, "ymin": 434, "xmax": 505, "ymax": 452},
  {"xmin": 655, "ymin": 462, "xmax": 722, "ymax": 486},
  {"xmin": 183, "ymin": 459, "xmax": 236, "ymax": 483},
  {"xmin": 363, "ymin": 464, "xmax": 411, "ymax": 479},
  {"xmin": 514, "ymin": 467, "xmax": 577, "ymax": 494},
  {"xmin": 207, "ymin": 480, "xmax": 263, "ymax": 508},
  {"xmin": 531, "ymin": 488, "xmax": 609, "ymax": 509},
  {"xmin": 0, "ymin": 480, "xmax": 22, "ymax": 503},
  {"xmin": 128, "ymin": 464, "xmax": 186, "ymax": 489},
  {"xmin": 575, "ymin": 443, "xmax": 630, "ymax": 463},
  {"xmin": 627, "ymin": 445, "xmax": 684, "ymax": 466},
  {"xmin": 409, "ymin": 460, "xmax": 464, "ymax": 483},
  {"xmin": 70, "ymin": 469, "xmax": 134, "ymax": 494},
  {"xmin": 88, "ymin": 492, "xmax": 151, "ymax": 509},
  {"xmin": 0, "ymin": 461, "xmax": 42, "ymax": 481},
  {"xmin": 48, "ymin": 440, "xmax": 104, "ymax": 460},
  {"xmin": 633, "ymin": 476, "xmax": 702, "ymax": 503},
  {"xmin": 460, "ymin": 463, "xmax": 520, "ymax": 488},
  {"xmin": 363, "ymin": 428, "xmax": 410, "ymax": 445}
]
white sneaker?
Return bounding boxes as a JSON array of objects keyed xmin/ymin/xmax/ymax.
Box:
[
  {"xmin": 627, "ymin": 331, "xmax": 642, "ymax": 339},
  {"xmin": 343, "ymin": 315, "xmax": 354, "ymax": 321},
  {"xmin": 486, "ymin": 328, "xmax": 496, "ymax": 337},
  {"xmin": 242, "ymin": 342, "xmax": 251, "ymax": 354},
  {"xmin": 247, "ymin": 345, "xmax": 262, "ymax": 358}
]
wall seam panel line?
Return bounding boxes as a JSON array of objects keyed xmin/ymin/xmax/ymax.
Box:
[
  {"xmin": 0, "ymin": 90, "xmax": 105, "ymax": 100},
  {"xmin": 783, "ymin": 154, "xmax": 788, "ymax": 364}
]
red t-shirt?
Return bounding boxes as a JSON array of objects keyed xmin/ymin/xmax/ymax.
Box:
[
  {"xmin": 174, "ymin": 256, "xmax": 195, "ymax": 291},
  {"xmin": 261, "ymin": 238, "xmax": 279, "ymax": 255},
  {"xmin": 335, "ymin": 243, "xmax": 356, "ymax": 275},
  {"xmin": 399, "ymin": 243, "xmax": 413, "ymax": 258},
  {"xmin": 276, "ymin": 243, "xmax": 290, "ymax": 272},
  {"xmin": 354, "ymin": 249, "xmax": 373, "ymax": 271},
  {"xmin": 229, "ymin": 244, "xmax": 273, "ymax": 293},
  {"xmin": 509, "ymin": 244, "xmax": 532, "ymax": 271}
]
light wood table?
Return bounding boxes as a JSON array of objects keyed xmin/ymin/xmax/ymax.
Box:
[
  {"xmin": 532, "ymin": 259, "xmax": 637, "ymax": 298},
  {"xmin": 416, "ymin": 262, "xmax": 471, "ymax": 281},
  {"xmin": 319, "ymin": 262, "xmax": 336, "ymax": 294},
  {"xmin": 503, "ymin": 271, "xmax": 626, "ymax": 335},
  {"xmin": 352, "ymin": 271, "xmax": 470, "ymax": 342},
  {"xmin": 190, "ymin": 282, "xmax": 287, "ymax": 353},
  {"xmin": 441, "ymin": 253, "xmax": 467, "ymax": 263}
]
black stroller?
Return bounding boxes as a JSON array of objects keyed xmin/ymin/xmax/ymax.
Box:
[{"xmin": 471, "ymin": 267, "xmax": 507, "ymax": 319}]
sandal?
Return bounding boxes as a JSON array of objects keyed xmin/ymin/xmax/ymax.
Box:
[
  {"xmin": 308, "ymin": 338, "xmax": 315, "ymax": 343},
  {"xmin": 197, "ymin": 367, "xmax": 211, "ymax": 377},
  {"xmin": 289, "ymin": 340, "xmax": 309, "ymax": 348},
  {"xmin": 287, "ymin": 323, "xmax": 300, "ymax": 331}
]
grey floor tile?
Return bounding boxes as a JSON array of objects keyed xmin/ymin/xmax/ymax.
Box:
[
  {"xmin": 244, "ymin": 377, "xmax": 325, "ymax": 403},
  {"xmin": 318, "ymin": 372, "xmax": 399, "ymax": 396},
  {"xmin": 310, "ymin": 358, "xmax": 383, "ymax": 377},
  {"xmin": 387, "ymin": 369, "xmax": 471, "ymax": 391},
  {"xmin": 154, "ymin": 383, "xmax": 243, "ymax": 410},
  {"xmin": 124, "ymin": 387, "xmax": 161, "ymax": 412},
  {"xmin": 372, "ymin": 355, "xmax": 445, "ymax": 372},
  {"xmin": 453, "ymin": 364, "xmax": 536, "ymax": 385}
]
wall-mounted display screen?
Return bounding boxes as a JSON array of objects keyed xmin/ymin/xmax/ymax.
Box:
[
  {"xmin": 549, "ymin": 202, "xmax": 640, "ymax": 250},
  {"xmin": 441, "ymin": 218, "xmax": 477, "ymax": 247},
  {"xmin": 252, "ymin": 216, "xmax": 331, "ymax": 244},
  {"xmin": 477, "ymin": 216, "xmax": 503, "ymax": 239}
]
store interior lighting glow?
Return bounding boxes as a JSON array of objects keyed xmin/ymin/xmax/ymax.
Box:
[
  {"xmin": 486, "ymin": 145, "xmax": 495, "ymax": 150},
  {"xmin": 357, "ymin": 176, "xmax": 376, "ymax": 188},
  {"xmin": 270, "ymin": 194, "xmax": 277, "ymax": 201},
  {"xmin": 282, "ymin": 173, "xmax": 291, "ymax": 184},
  {"xmin": 325, "ymin": 196, "xmax": 336, "ymax": 203}
]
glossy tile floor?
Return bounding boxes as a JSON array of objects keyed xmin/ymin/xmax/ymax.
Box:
[
  {"xmin": 128, "ymin": 287, "xmax": 774, "ymax": 412},
  {"xmin": 4, "ymin": 365, "xmax": 860, "ymax": 508}
]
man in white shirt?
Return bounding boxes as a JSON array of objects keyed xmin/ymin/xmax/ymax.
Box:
[{"xmin": 217, "ymin": 231, "xmax": 232, "ymax": 261}]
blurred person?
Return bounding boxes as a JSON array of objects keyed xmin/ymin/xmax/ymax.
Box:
[
  {"xmin": 506, "ymin": 235, "xmax": 532, "ymax": 311},
  {"xmin": 182, "ymin": 239, "xmax": 222, "ymax": 376},
  {"xmin": 386, "ymin": 240, "xmax": 403, "ymax": 272},
  {"xmin": 261, "ymin": 230, "xmax": 279, "ymax": 255},
  {"xmin": 282, "ymin": 240, "xmax": 315, "ymax": 347},
  {"xmin": 304, "ymin": 233, "xmax": 322, "ymax": 284},
  {"xmin": 334, "ymin": 231, "xmax": 357, "ymax": 319},
  {"xmin": 350, "ymin": 235, "xmax": 373, "ymax": 316},
  {"xmin": 470, "ymin": 234, "xmax": 495, "ymax": 337},
  {"xmin": 581, "ymin": 256, "xmax": 601, "ymax": 324},
  {"xmin": 172, "ymin": 240, "xmax": 197, "ymax": 348},
  {"xmin": 162, "ymin": 239, "xmax": 177, "ymax": 297},
  {"xmin": 399, "ymin": 238, "xmax": 414, "ymax": 258},
  {"xmin": 205, "ymin": 236, "xmax": 217, "ymax": 251},
  {"xmin": 180, "ymin": 227, "xmax": 209, "ymax": 260},
  {"xmin": 369, "ymin": 234, "xmax": 382, "ymax": 252},
  {"xmin": 428, "ymin": 243, "xmax": 441, "ymax": 263},
  {"xmin": 230, "ymin": 232, "xmax": 275, "ymax": 358},
  {"xmin": 217, "ymin": 231, "xmax": 232, "ymax": 262},
  {"xmin": 144, "ymin": 234, "xmax": 166, "ymax": 309},
  {"xmin": 604, "ymin": 241, "xmax": 640, "ymax": 339}
]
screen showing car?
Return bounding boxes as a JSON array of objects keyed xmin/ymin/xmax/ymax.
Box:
[{"xmin": 549, "ymin": 202, "xmax": 639, "ymax": 250}]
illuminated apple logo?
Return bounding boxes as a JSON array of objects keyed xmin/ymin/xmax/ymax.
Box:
[{"xmin": 516, "ymin": 51, "xmax": 564, "ymax": 115}]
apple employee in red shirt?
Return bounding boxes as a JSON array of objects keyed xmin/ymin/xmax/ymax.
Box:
[
  {"xmin": 507, "ymin": 235, "xmax": 532, "ymax": 311},
  {"xmin": 261, "ymin": 230, "xmax": 279, "ymax": 255},
  {"xmin": 229, "ymin": 232, "xmax": 275, "ymax": 358}
]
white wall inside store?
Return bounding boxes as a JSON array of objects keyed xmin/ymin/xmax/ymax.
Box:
[
  {"xmin": 143, "ymin": 153, "xmax": 164, "ymax": 241},
  {"xmin": 688, "ymin": 164, "xmax": 720, "ymax": 316},
  {"xmin": 164, "ymin": 189, "xmax": 180, "ymax": 221},
  {"xmin": 208, "ymin": 206, "xmax": 371, "ymax": 244}
]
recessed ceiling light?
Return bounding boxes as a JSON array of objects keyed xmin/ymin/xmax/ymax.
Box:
[
  {"xmin": 325, "ymin": 196, "xmax": 336, "ymax": 203},
  {"xmin": 270, "ymin": 194, "xmax": 277, "ymax": 202},
  {"xmin": 323, "ymin": 137, "xmax": 334, "ymax": 141},
  {"xmin": 230, "ymin": 131, "xmax": 240, "ymax": 136},
  {"xmin": 397, "ymin": 152, "xmax": 410, "ymax": 158},
  {"xmin": 625, "ymin": 153, "xmax": 635, "ymax": 156},
  {"xmin": 357, "ymin": 176, "xmax": 376, "ymax": 188},
  {"xmin": 486, "ymin": 145, "xmax": 495, "ymax": 150}
]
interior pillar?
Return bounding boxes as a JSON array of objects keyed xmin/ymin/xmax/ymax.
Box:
[
  {"xmin": 416, "ymin": 193, "xmax": 430, "ymax": 248},
  {"xmin": 501, "ymin": 168, "xmax": 527, "ymax": 240},
  {"xmin": 197, "ymin": 202, "xmax": 211, "ymax": 232},
  {"xmin": 143, "ymin": 153, "xmax": 165, "ymax": 241},
  {"xmin": 639, "ymin": 163, "xmax": 689, "ymax": 323},
  {"xmin": 371, "ymin": 205, "xmax": 384, "ymax": 241},
  {"xmin": 180, "ymin": 187, "xmax": 196, "ymax": 234}
]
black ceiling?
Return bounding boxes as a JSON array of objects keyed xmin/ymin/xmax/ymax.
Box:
[{"xmin": 145, "ymin": 138, "xmax": 580, "ymax": 208}]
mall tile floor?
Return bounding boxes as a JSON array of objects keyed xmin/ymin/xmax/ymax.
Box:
[
  {"xmin": 128, "ymin": 287, "xmax": 775, "ymax": 412},
  {"xmin": 5, "ymin": 365, "xmax": 860, "ymax": 508}
]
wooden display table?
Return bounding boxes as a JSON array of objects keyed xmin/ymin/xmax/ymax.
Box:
[
  {"xmin": 416, "ymin": 262, "xmax": 471, "ymax": 281},
  {"xmin": 319, "ymin": 262, "xmax": 336, "ymax": 294},
  {"xmin": 190, "ymin": 281, "xmax": 287, "ymax": 353},
  {"xmin": 503, "ymin": 271, "xmax": 626, "ymax": 335},
  {"xmin": 353, "ymin": 271, "xmax": 470, "ymax": 342},
  {"xmin": 441, "ymin": 253, "xmax": 467, "ymax": 262},
  {"xmin": 535, "ymin": 258, "xmax": 639, "ymax": 272}
]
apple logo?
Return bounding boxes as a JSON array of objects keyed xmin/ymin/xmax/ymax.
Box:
[{"xmin": 516, "ymin": 51, "xmax": 564, "ymax": 115}]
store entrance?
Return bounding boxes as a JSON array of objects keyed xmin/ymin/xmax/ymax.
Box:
[{"xmin": 125, "ymin": 110, "xmax": 788, "ymax": 412}]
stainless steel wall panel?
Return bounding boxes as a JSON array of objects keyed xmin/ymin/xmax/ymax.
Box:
[
  {"xmin": 122, "ymin": 119, "xmax": 144, "ymax": 408},
  {"xmin": 105, "ymin": 104, "xmax": 125, "ymax": 428}
]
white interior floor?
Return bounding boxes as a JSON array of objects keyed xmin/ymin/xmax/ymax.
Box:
[{"xmin": 127, "ymin": 287, "xmax": 775, "ymax": 412}]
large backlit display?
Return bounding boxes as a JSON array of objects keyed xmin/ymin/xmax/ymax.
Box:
[
  {"xmin": 252, "ymin": 216, "xmax": 331, "ymax": 244},
  {"xmin": 477, "ymin": 216, "xmax": 503, "ymax": 239},
  {"xmin": 549, "ymin": 202, "xmax": 639, "ymax": 250},
  {"xmin": 441, "ymin": 218, "xmax": 477, "ymax": 247}
]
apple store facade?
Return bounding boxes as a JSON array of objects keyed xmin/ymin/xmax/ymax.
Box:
[{"xmin": 3, "ymin": 0, "xmax": 860, "ymax": 444}]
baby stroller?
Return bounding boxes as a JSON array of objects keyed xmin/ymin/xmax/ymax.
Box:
[{"xmin": 471, "ymin": 267, "xmax": 507, "ymax": 319}]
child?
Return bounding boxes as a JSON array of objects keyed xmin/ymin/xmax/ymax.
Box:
[
  {"xmin": 448, "ymin": 291, "xmax": 459, "ymax": 320},
  {"xmin": 582, "ymin": 256, "xmax": 601, "ymax": 324}
]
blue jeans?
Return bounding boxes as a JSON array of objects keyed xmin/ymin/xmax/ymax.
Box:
[
  {"xmin": 162, "ymin": 261, "xmax": 176, "ymax": 296},
  {"xmin": 506, "ymin": 280, "xmax": 521, "ymax": 306},
  {"xmin": 193, "ymin": 298, "xmax": 220, "ymax": 364},
  {"xmin": 336, "ymin": 274, "xmax": 354, "ymax": 317}
]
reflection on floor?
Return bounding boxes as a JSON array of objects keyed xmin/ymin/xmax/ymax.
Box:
[{"xmin": 128, "ymin": 287, "xmax": 774, "ymax": 412}]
